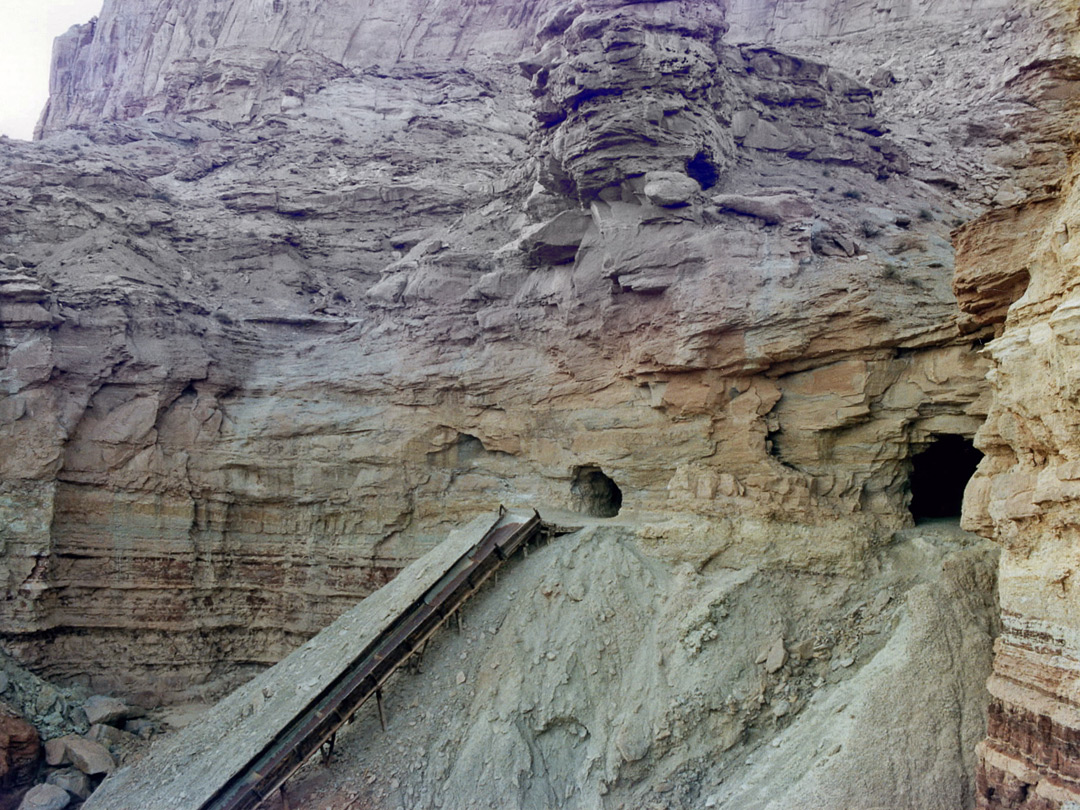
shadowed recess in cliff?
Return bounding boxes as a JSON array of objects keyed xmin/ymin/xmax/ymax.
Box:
[
  {"xmin": 686, "ymin": 150, "xmax": 720, "ymax": 189},
  {"xmin": 909, "ymin": 434, "xmax": 983, "ymax": 522},
  {"xmin": 570, "ymin": 466, "xmax": 622, "ymax": 517}
]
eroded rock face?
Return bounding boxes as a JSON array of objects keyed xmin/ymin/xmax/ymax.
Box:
[
  {"xmin": 37, "ymin": 0, "xmax": 549, "ymax": 136},
  {"xmin": 954, "ymin": 38, "xmax": 1080, "ymax": 810},
  {"xmin": 526, "ymin": 3, "xmax": 734, "ymax": 200},
  {"xmin": 0, "ymin": 4, "xmax": 1065, "ymax": 789}
]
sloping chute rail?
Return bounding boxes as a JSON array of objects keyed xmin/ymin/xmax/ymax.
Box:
[{"xmin": 201, "ymin": 509, "xmax": 546, "ymax": 810}]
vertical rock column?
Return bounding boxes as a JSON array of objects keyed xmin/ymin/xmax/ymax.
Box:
[{"xmin": 958, "ymin": 152, "xmax": 1080, "ymax": 807}]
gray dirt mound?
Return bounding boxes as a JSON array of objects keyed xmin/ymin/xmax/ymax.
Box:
[{"xmin": 281, "ymin": 521, "xmax": 998, "ymax": 810}]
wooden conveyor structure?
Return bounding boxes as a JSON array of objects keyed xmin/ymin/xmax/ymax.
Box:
[{"xmin": 199, "ymin": 508, "xmax": 547, "ymax": 810}]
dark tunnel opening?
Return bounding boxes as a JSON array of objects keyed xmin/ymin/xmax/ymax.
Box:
[
  {"xmin": 908, "ymin": 434, "xmax": 983, "ymax": 522},
  {"xmin": 686, "ymin": 150, "xmax": 719, "ymax": 190},
  {"xmin": 571, "ymin": 466, "xmax": 623, "ymax": 518}
]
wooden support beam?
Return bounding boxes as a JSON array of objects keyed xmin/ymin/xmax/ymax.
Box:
[
  {"xmin": 319, "ymin": 732, "xmax": 336, "ymax": 765},
  {"xmin": 376, "ymin": 689, "xmax": 387, "ymax": 732}
]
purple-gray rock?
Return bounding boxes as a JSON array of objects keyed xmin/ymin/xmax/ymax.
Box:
[
  {"xmin": 83, "ymin": 696, "xmax": 136, "ymax": 727},
  {"xmin": 64, "ymin": 737, "xmax": 114, "ymax": 776},
  {"xmin": 16, "ymin": 784, "xmax": 70, "ymax": 810},
  {"xmin": 46, "ymin": 769, "xmax": 92, "ymax": 801}
]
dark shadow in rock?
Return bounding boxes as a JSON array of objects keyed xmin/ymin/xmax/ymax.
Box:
[
  {"xmin": 686, "ymin": 150, "xmax": 720, "ymax": 190},
  {"xmin": 571, "ymin": 466, "xmax": 622, "ymax": 517},
  {"xmin": 909, "ymin": 434, "xmax": 983, "ymax": 522}
]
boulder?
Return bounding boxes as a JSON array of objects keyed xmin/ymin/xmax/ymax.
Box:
[
  {"xmin": 643, "ymin": 172, "xmax": 701, "ymax": 208},
  {"xmin": 43, "ymin": 736, "xmax": 75, "ymax": 767},
  {"xmin": 83, "ymin": 696, "xmax": 137, "ymax": 727},
  {"xmin": 520, "ymin": 210, "xmax": 592, "ymax": 265},
  {"xmin": 46, "ymin": 769, "xmax": 92, "ymax": 801},
  {"xmin": 15, "ymin": 785, "xmax": 69, "ymax": 810},
  {"xmin": 64, "ymin": 737, "xmax": 114, "ymax": 776}
]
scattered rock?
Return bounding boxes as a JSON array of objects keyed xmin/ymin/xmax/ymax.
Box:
[
  {"xmin": 64, "ymin": 737, "xmax": 114, "ymax": 776},
  {"xmin": 43, "ymin": 737, "xmax": 72, "ymax": 767},
  {"xmin": 83, "ymin": 696, "xmax": 138, "ymax": 727},
  {"xmin": 15, "ymin": 784, "xmax": 70, "ymax": 810},
  {"xmin": 45, "ymin": 769, "xmax": 92, "ymax": 801},
  {"xmin": 0, "ymin": 654, "xmax": 89, "ymax": 742},
  {"xmin": 764, "ymin": 638, "xmax": 787, "ymax": 674}
]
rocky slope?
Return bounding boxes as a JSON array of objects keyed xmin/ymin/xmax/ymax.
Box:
[
  {"xmin": 270, "ymin": 520, "xmax": 998, "ymax": 810},
  {"xmin": 1, "ymin": 0, "xmax": 1077, "ymax": 806}
]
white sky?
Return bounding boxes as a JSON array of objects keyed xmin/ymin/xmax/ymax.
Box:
[{"xmin": 1, "ymin": 0, "xmax": 105, "ymax": 140}]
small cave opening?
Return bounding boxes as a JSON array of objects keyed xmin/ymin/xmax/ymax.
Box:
[
  {"xmin": 686, "ymin": 150, "xmax": 719, "ymax": 190},
  {"xmin": 908, "ymin": 434, "xmax": 983, "ymax": 522},
  {"xmin": 571, "ymin": 465, "xmax": 623, "ymax": 518}
]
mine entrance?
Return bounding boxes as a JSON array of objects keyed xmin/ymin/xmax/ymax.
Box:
[
  {"xmin": 571, "ymin": 466, "xmax": 622, "ymax": 517},
  {"xmin": 909, "ymin": 434, "xmax": 983, "ymax": 522}
]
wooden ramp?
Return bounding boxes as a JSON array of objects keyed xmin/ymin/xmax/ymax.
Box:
[{"xmin": 83, "ymin": 508, "xmax": 547, "ymax": 810}]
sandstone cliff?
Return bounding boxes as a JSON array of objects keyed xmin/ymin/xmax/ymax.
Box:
[
  {"xmin": 956, "ymin": 60, "xmax": 1080, "ymax": 809},
  {"xmin": 2, "ymin": 0, "xmax": 1077, "ymax": 806}
]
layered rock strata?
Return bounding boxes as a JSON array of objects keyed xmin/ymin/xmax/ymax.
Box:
[
  {"xmin": 957, "ymin": 55, "xmax": 1080, "ymax": 807},
  {"xmin": 81, "ymin": 511, "xmax": 508, "ymax": 810},
  {"xmin": 0, "ymin": 0, "xmax": 1063, "ymax": 780}
]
